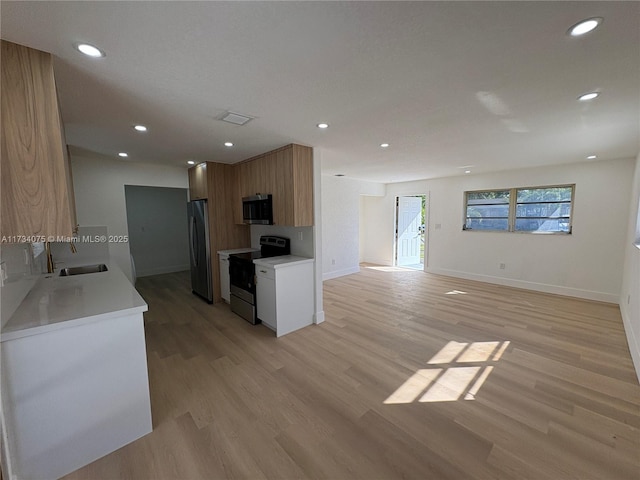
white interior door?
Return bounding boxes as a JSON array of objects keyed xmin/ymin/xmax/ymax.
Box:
[{"xmin": 396, "ymin": 196, "xmax": 422, "ymax": 266}]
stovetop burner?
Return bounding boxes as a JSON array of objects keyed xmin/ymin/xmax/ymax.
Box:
[
  {"xmin": 230, "ymin": 235, "xmax": 291, "ymax": 263},
  {"xmin": 230, "ymin": 251, "xmax": 265, "ymax": 262}
]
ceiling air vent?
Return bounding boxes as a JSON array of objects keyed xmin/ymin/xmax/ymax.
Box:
[{"xmin": 220, "ymin": 111, "xmax": 254, "ymax": 126}]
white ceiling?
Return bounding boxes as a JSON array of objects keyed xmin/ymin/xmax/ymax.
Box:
[{"xmin": 2, "ymin": 1, "xmax": 639, "ymax": 183}]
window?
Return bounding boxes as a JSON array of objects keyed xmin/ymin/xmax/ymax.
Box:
[
  {"xmin": 464, "ymin": 184, "xmax": 574, "ymax": 234},
  {"xmin": 465, "ymin": 190, "xmax": 510, "ymax": 231}
]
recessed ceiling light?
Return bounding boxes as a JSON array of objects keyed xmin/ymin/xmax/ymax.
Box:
[
  {"xmin": 587, "ymin": 155, "xmax": 597, "ymax": 160},
  {"xmin": 578, "ymin": 92, "xmax": 599, "ymax": 101},
  {"xmin": 224, "ymin": 142, "xmax": 234, "ymax": 147},
  {"xmin": 464, "ymin": 170, "xmax": 471, "ymax": 174},
  {"xmin": 317, "ymin": 123, "xmax": 329, "ymax": 129},
  {"xmin": 75, "ymin": 43, "xmax": 105, "ymax": 58},
  {"xmin": 187, "ymin": 160, "xmax": 196, "ymax": 165},
  {"xmin": 568, "ymin": 17, "xmax": 603, "ymax": 37},
  {"xmin": 380, "ymin": 143, "xmax": 390, "ymax": 148},
  {"xmin": 118, "ymin": 152, "xmax": 128, "ymax": 158},
  {"xmin": 134, "ymin": 125, "xmax": 147, "ymax": 132}
]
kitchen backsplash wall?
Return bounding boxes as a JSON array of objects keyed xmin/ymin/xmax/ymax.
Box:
[
  {"xmin": 250, "ymin": 225, "xmax": 314, "ymax": 258},
  {"xmin": 50, "ymin": 226, "xmax": 109, "ymax": 267},
  {"xmin": 0, "ymin": 243, "xmax": 42, "ymax": 327}
]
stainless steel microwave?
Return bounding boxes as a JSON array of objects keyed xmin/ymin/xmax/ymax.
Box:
[{"xmin": 242, "ymin": 194, "xmax": 273, "ymax": 225}]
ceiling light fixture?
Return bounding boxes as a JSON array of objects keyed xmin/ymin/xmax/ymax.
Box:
[
  {"xmin": 224, "ymin": 142, "xmax": 234, "ymax": 147},
  {"xmin": 187, "ymin": 160, "xmax": 196, "ymax": 165},
  {"xmin": 578, "ymin": 92, "xmax": 599, "ymax": 101},
  {"xmin": 118, "ymin": 152, "xmax": 128, "ymax": 158},
  {"xmin": 568, "ymin": 17, "xmax": 603, "ymax": 37},
  {"xmin": 380, "ymin": 143, "xmax": 390, "ymax": 148},
  {"xmin": 317, "ymin": 123, "xmax": 329, "ymax": 129},
  {"xmin": 587, "ymin": 155, "xmax": 597, "ymax": 160},
  {"xmin": 134, "ymin": 125, "xmax": 147, "ymax": 132},
  {"xmin": 75, "ymin": 43, "xmax": 105, "ymax": 58},
  {"xmin": 464, "ymin": 170, "xmax": 471, "ymax": 174}
]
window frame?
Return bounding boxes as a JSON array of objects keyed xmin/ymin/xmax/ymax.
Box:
[{"xmin": 463, "ymin": 184, "xmax": 575, "ymax": 235}]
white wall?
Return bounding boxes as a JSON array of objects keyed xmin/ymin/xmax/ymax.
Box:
[
  {"xmin": 361, "ymin": 158, "xmax": 635, "ymax": 303},
  {"xmin": 71, "ymin": 153, "xmax": 188, "ymax": 281},
  {"xmin": 321, "ymin": 175, "xmax": 385, "ymax": 280},
  {"xmin": 620, "ymin": 153, "xmax": 640, "ymax": 382}
]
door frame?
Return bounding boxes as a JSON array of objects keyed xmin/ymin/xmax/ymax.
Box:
[{"xmin": 393, "ymin": 194, "xmax": 428, "ymax": 268}]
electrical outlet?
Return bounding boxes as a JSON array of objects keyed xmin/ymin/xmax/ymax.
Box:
[{"xmin": 499, "ymin": 263, "xmax": 506, "ymax": 270}]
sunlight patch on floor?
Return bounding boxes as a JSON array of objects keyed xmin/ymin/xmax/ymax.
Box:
[
  {"xmin": 384, "ymin": 369, "xmax": 442, "ymax": 404},
  {"xmin": 384, "ymin": 341, "xmax": 510, "ymax": 404}
]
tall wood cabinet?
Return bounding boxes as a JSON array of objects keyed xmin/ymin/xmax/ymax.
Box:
[
  {"xmin": 188, "ymin": 162, "xmax": 249, "ymax": 303},
  {"xmin": 1, "ymin": 40, "xmax": 76, "ymax": 239}
]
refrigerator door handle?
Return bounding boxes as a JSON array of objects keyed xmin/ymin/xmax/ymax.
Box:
[{"xmin": 189, "ymin": 216, "xmax": 198, "ymax": 267}]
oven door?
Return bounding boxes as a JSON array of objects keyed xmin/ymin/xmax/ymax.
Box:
[
  {"xmin": 229, "ymin": 257, "xmax": 255, "ymax": 293},
  {"xmin": 229, "ymin": 257, "xmax": 259, "ymax": 324}
]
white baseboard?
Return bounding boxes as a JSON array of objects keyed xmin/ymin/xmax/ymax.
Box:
[
  {"xmin": 314, "ymin": 311, "xmax": 325, "ymax": 324},
  {"xmin": 620, "ymin": 302, "xmax": 640, "ymax": 384},
  {"xmin": 323, "ymin": 266, "xmax": 360, "ymax": 281},
  {"xmin": 360, "ymin": 258, "xmax": 392, "ymax": 266},
  {"xmin": 425, "ymin": 267, "xmax": 619, "ymax": 304},
  {"xmin": 136, "ymin": 264, "xmax": 190, "ymax": 278}
]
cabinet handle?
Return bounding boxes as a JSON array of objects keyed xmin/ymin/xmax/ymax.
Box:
[{"xmin": 259, "ymin": 269, "xmax": 267, "ymax": 273}]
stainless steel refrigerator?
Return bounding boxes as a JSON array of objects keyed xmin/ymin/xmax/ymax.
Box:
[{"xmin": 187, "ymin": 199, "xmax": 213, "ymax": 303}]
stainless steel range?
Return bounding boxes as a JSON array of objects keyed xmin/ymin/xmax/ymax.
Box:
[{"xmin": 229, "ymin": 235, "xmax": 290, "ymax": 324}]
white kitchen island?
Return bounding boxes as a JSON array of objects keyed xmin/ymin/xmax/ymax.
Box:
[{"xmin": 1, "ymin": 262, "xmax": 152, "ymax": 480}]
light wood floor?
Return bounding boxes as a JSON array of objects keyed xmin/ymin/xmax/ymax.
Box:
[{"xmin": 64, "ymin": 267, "xmax": 640, "ymax": 480}]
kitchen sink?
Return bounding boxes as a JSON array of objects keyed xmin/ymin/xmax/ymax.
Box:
[{"xmin": 59, "ymin": 264, "xmax": 108, "ymax": 276}]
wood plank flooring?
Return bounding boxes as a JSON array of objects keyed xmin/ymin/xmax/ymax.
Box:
[{"xmin": 64, "ymin": 266, "xmax": 640, "ymax": 480}]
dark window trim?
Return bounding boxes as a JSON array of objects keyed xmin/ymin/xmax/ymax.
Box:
[{"xmin": 463, "ymin": 184, "xmax": 575, "ymax": 234}]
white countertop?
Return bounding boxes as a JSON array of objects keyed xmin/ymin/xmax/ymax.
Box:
[
  {"xmin": 253, "ymin": 255, "xmax": 314, "ymax": 269},
  {"xmin": 1, "ymin": 262, "xmax": 147, "ymax": 342}
]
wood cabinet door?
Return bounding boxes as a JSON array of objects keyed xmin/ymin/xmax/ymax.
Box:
[
  {"xmin": 188, "ymin": 163, "xmax": 208, "ymax": 200},
  {"xmin": 273, "ymin": 147, "xmax": 293, "ymax": 225},
  {"xmin": 291, "ymin": 145, "xmax": 314, "ymax": 226},
  {"xmin": 1, "ymin": 40, "xmax": 74, "ymax": 239}
]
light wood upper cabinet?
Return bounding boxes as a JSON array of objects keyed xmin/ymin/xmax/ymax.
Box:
[
  {"xmin": 234, "ymin": 144, "xmax": 313, "ymax": 226},
  {"xmin": 1, "ymin": 40, "xmax": 76, "ymax": 239},
  {"xmin": 188, "ymin": 163, "xmax": 208, "ymax": 200},
  {"xmin": 289, "ymin": 144, "xmax": 314, "ymax": 226}
]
